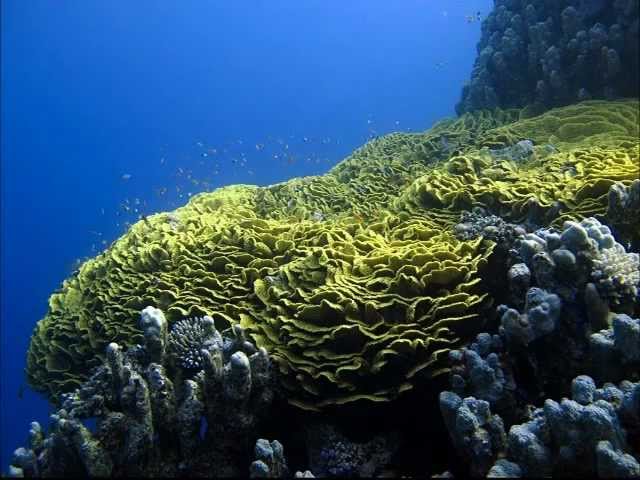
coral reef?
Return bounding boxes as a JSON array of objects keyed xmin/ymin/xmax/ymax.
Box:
[
  {"xmin": 26, "ymin": 100, "xmax": 639, "ymax": 412},
  {"xmin": 439, "ymin": 210, "xmax": 640, "ymax": 477},
  {"xmin": 457, "ymin": 0, "xmax": 640, "ymax": 114},
  {"xmin": 442, "ymin": 375, "xmax": 640, "ymax": 478},
  {"xmin": 14, "ymin": 21, "xmax": 639, "ymax": 469},
  {"xmin": 11, "ymin": 308, "xmax": 275, "ymax": 477}
]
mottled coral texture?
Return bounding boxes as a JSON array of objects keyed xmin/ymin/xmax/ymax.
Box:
[{"xmin": 457, "ymin": 0, "xmax": 639, "ymax": 114}]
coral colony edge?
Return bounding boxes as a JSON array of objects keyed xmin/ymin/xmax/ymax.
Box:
[{"xmin": 8, "ymin": 2, "xmax": 640, "ymax": 478}]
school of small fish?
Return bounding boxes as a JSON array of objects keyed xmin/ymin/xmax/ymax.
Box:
[{"xmin": 74, "ymin": 57, "xmax": 484, "ymax": 269}]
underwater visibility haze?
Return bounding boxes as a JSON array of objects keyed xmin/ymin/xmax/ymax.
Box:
[{"xmin": 2, "ymin": 0, "xmax": 640, "ymax": 477}]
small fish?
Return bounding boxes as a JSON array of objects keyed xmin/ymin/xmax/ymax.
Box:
[
  {"xmin": 201, "ymin": 152, "xmax": 209, "ymax": 158},
  {"xmin": 466, "ymin": 11, "xmax": 482, "ymax": 23},
  {"xmin": 255, "ymin": 143, "xmax": 264, "ymax": 151},
  {"xmin": 100, "ymin": 208, "xmax": 105, "ymax": 215},
  {"xmin": 160, "ymin": 157, "xmax": 166, "ymax": 165},
  {"xmin": 121, "ymin": 173, "xmax": 132, "ymax": 181}
]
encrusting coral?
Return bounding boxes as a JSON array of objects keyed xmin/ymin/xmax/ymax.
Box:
[{"xmin": 26, "ymin": 99, "xmax": 639, "ymax": 413}]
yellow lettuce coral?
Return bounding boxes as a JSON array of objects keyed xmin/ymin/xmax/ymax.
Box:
[
  {"xmin": 395, "ymin": 100, "xmax": 639, "ymax": 227},
  {"xmin": 244, "ymin": 213, "xmax": 493, "ymax": 409},
  {"xmin": 26, "ymin": 99, "xmax": 640, "ymax": 409}
]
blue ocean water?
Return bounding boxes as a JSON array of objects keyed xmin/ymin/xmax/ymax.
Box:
[{"xmin": 0, "ymin": 0, "xmax": 491, "ymax": 469}]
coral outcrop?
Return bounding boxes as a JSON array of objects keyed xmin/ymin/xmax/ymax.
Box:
[
  {"xmin": 457, "ymin": 0, "xmax": 640, "ymax": 114},
  {"xmin": 12, "ymin": 308, "xmax": 275, "ymax": 477},
  {"xmin": 26, "ymin": 100, "xmax": 639, "ymax": 413},
  {"xmin": 439, "ymin": 211, "xmax": 640, "ymax": 477}
]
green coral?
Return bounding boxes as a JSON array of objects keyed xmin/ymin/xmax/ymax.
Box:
[{"xmin": 26, "ymin": 99, "xmax": 640, "ymax": 409}]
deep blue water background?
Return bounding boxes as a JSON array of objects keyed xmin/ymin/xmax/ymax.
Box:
[{"xmin": 1, "ymin": 0, "xmax": 491, "ymax": 469}]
